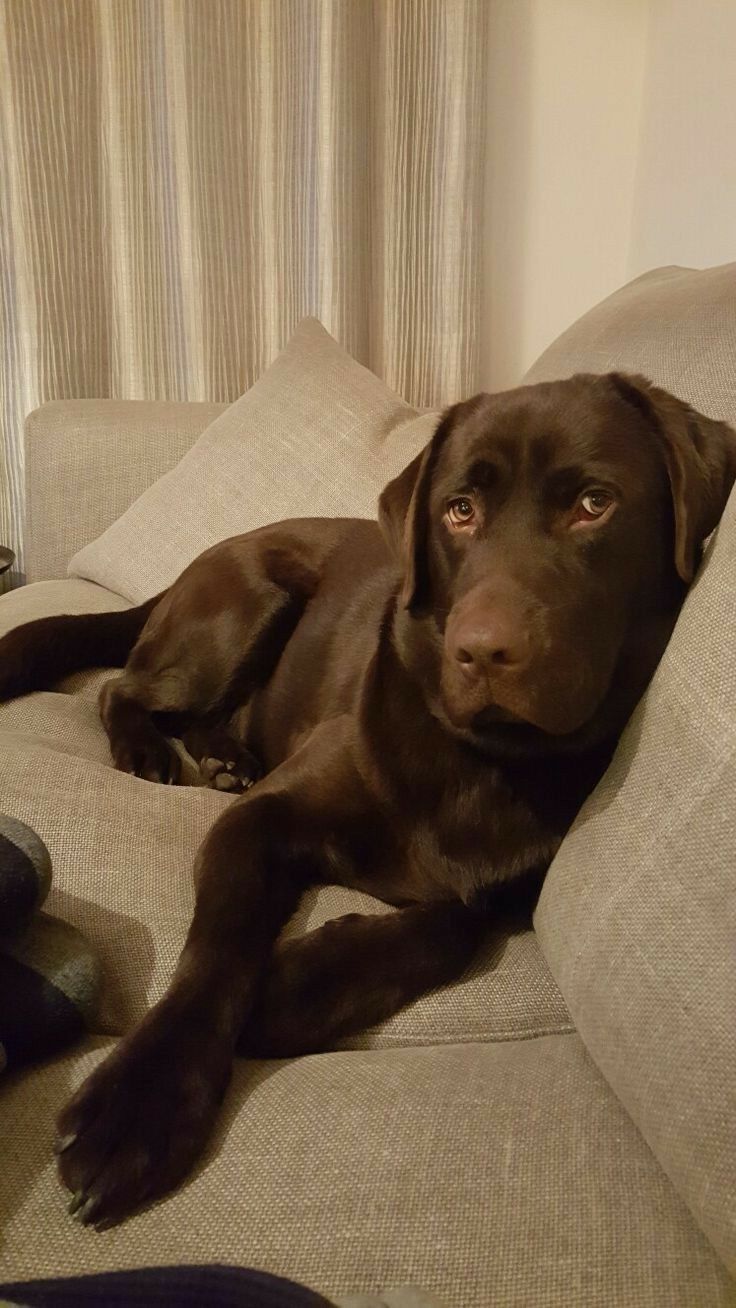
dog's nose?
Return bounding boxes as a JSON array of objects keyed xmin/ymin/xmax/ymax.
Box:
[{"xmin": 451, "ymin": 613, "xmax": 529, "ymax": 674}]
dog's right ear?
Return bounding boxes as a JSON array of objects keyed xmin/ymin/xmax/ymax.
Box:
[
  {"xmin": 378, "ymin": 407, "xmax": 459, "ymax": 611},
  {"xmin": 608, "ymin": 372, "xmax": 736, "ymax": 582}
]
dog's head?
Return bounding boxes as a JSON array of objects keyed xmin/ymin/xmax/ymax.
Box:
[{"xmin": 379, "ymin": 373, "xmax": 736, "ymax": 750}]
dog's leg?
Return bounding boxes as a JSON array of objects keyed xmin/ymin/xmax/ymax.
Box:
[
  {"xmin": 55, "ymin": 785, "xmax": 310, "ymax": 1227},
  {"xmin": 98, "ymin": 528, "xmax": 325, "ymax": 783},
  {"xmin": 240, "ymin": 900, "xmax": 485, "ymax": 1056},
  {"xmin": 99, "ymin": 678, "xmax": 185, "ymax": 783},
  {"xmin": 54, "ymin": 722, "xmax": 365, "ymax": 1227}
]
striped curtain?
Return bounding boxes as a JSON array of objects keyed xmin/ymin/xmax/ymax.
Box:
[{"xmin": 0, "ymin": 0, "xmax": 488, "ymax": 582}]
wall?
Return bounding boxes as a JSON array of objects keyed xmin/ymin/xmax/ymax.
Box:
[
  {"xmin": 482, "ymin": 0, "xmax": 650, "ymax": 390},
  {"xmin": 627, "ymin": 0, "xmax": 736, "ymax": 278},
  {"xmin": 482, "ymin": 0, "xmax": 736, "ymax": 393}
]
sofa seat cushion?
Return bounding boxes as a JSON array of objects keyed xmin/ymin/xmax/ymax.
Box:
[
  {"xmin": 0, "ymin": 583, "xmax": 571, "ymax": 1049},
  {"xmin": 0, "ymin": 1034, "xmax": 731, "ymax": 1306},
  {"xmin": 0, "ymin": 712, "xmax": 572, "ymax": 1047}
]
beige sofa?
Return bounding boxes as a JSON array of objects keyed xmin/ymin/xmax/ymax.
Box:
[{"xmin": 0, "ymin": 266, "xmax": 734, "ymax": 1307}]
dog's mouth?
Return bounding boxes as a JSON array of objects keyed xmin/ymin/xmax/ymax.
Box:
[
  {"xmin": 434, "ymin": 691, "xmax": 608, "ymax": 759},
  {"xmin": 473, "ymin": 705, "xmax": 591, "ymax": 739},
  {"xmin": 439, "ymin": 672, "xmax": 606, "ymax": 740},
  {"xmin": 473, "ymin": 702, "xmax": 526, "ymax": 728}
]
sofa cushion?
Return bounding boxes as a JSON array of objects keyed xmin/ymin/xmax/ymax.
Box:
[
  {"xmin": 0, "ymin": 707, "xmax": 571, "ymax": 1048},
  {"xmin": 523, "ymin": 261, "xmax": 736, "ymax": 427},
  {"xmin": 529, "ymin": 263, "xmax": 736, "ymax": 1272},
  {"xmin": 0, "ymin": 580, "xmax": 571, "ymax": 1049},
  {"xmin": 537, "ymin": 488, "xmax": 736, "ymax": 1273},
  {"xmin": 0, "ymin": 1034, "xmax": 731, "ymax": 1306},
  {"xmin": 68, "ymin": 319, "xmax": 437, "ymax": 603}
]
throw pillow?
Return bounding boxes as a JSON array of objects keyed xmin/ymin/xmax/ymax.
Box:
[{"xmin": 69, "ymin": 319, "xmax": 438, "ymax": 603}]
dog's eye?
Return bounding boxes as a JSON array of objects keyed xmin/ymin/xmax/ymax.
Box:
[
  {"xmin": 574, "ymin": 490, "xmax": 615, "ymax": 523},
  {"xmin": 447, "ymin": 497, "xmax": 476, "ymax": 527}
]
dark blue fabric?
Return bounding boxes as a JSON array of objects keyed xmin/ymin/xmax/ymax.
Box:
[
  {"xmin": 0, "ymin": 952, "xmax": 85, "ymax": 1068},
  {"xmin": 0, "ymin": 832, "xmax": 40, "ymax": 932},
  {"xmin": 0, "ymin": 1264, "xmax": 332, "ymax": 1307}
]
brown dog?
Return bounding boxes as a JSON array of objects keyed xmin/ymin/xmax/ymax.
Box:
[{"xmin": 1, "ymin": 372, "xmax": 734, "ymax": 1227}]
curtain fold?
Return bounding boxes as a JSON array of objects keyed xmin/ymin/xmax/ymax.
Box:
[{"xmin": 0, "ymin": 0, "xmax": 488, "ymax": 581}]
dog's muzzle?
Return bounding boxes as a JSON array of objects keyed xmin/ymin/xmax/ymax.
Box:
[{"xmin": 441, "ymin": 592, "xmax": 606, "ymax": 736}]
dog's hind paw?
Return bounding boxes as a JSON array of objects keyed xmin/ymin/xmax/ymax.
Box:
[{"xmin": 199, "ymin": 748, "xmax": 261, "ymax": 793}]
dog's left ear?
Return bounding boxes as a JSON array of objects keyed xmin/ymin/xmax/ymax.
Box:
[
  {"xmin": 378, "ymin": 406, "xmax": 459, "ymax": 610},
  {"xmin": 609, "ymin": 372, "xmax": 736, "ymax": 583}
]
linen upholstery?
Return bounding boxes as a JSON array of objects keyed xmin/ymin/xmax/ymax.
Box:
[
  {"xmin": 335, "ymin": 1291, "xmax": 445, "ymax": 1308},
  {"xmin": 527, "ymin": 265, "xmax": 736, "ymax": 1270},
  {"xmin": 0, "ymin": 1034, "xmax": 731, "ymax": 1307},
  {"xmin": 523, "ymin": 262, "xmax": 736, "ymax": 426},
  {"xmin": 535, "ymin": 489, "xmax": 736, "ymax": 1273},
  {"xmin": 25, "ymin": 401, "xmax": 225, "ymax": 584},
  {"xmin": 69, "ymin": 319, "xmax": 438, "ymax": 603}
]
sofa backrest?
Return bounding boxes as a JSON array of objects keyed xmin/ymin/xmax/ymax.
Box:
[
  {"xmin": 524, "ymin": 261, "xmax": 736, "ymax": 427},
  {"xmin": 527, "ymin": 263, "xmax": 736, "ymax": 1273}
]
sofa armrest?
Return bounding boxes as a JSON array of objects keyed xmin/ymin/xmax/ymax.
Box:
[{"xmin": 24, "ymin": 400, "xmax": 226, "ymax": 583}]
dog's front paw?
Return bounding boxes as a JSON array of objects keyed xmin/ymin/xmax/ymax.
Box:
[{"xmin": 56, "ymin": 1008, "xmax": 231, "ymax": 1227}]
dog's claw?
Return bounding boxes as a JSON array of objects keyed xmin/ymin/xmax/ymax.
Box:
[
  {"xmin": 67, "ymin": 1188, "xmax": 103, "ymax": 1226},
  {"xmin": 93, "ymin": 1214, "xmax": 118, "ymax": 1233},
  {"xmin": 54, "ymin": 1131, "xmax": 78, "ymax": 1155},
  {"xmin": 76, "ymin": 1194, "xmax": 102, "ymax": 1226},
  {"xmin": 68, "ymin": 1189, "xmax": 86, "ymax": 1216}
]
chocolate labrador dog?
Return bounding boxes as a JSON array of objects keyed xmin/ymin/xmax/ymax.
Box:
[{"xmin": 1, "ymin": 372, "xmax": 734, "ymax": 1228}]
